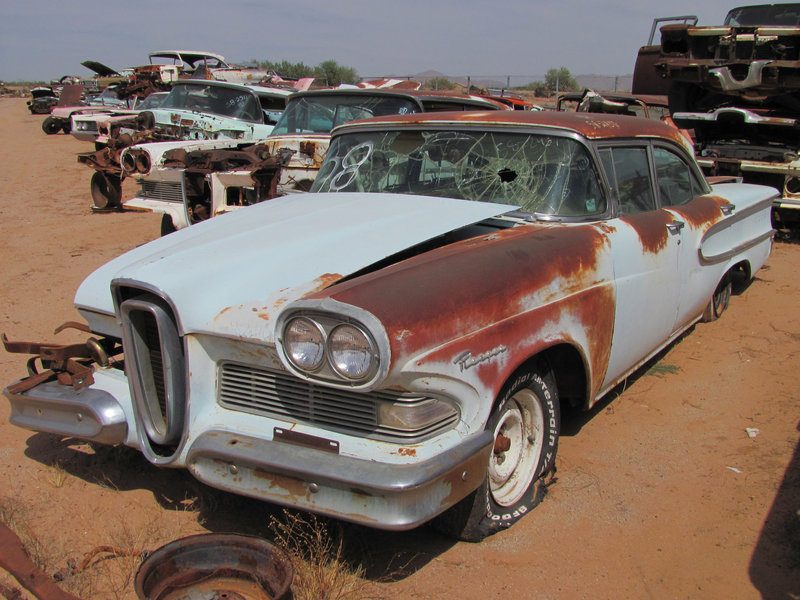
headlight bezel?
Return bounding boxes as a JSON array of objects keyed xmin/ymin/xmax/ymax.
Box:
[{"xmin": 276, "ymin": 304, "xmax": 388, "ymax": 389}]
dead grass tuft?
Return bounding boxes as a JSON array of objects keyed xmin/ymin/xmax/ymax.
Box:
[{"xmin": 269, "ymin": 510, "xmax": 377, "ymax": 600}]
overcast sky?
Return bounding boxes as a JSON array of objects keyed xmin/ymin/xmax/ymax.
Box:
[{"xmin": 2, "ymin": 0, "xmax": 744, "ymax": 83}]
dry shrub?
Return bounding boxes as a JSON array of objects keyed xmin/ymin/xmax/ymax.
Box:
[
  {"xmin": 56, "ymin": 499, "xmax": 204, "ymax": 600},
  {"xmin": 269, "ymin": 510, "xmax": 376, "ymax": 600}
]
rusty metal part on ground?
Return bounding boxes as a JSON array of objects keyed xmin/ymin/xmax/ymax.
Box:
[
  {"xmin": 0, "ymin": 520, "xmax": 83, "ymax": 600},
  {"xmin": 134, "ymin": 533, "xmax": 294, "ymax": 600}
]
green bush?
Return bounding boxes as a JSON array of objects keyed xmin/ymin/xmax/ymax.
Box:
[
  {"xmin": 422, "ymin": 77, "xmax": 457, "ymax": 91},
  {"xmin": 250, "ymin": 59, "xmax": 359, "ymax": 86}
]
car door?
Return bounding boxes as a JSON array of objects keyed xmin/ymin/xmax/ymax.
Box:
[
  {"xmin": 652, "ymin": 145, "xmax": 720, "ymax": 330},
  {"xmin": 598, "ymin": 144, "xmax": 685, "ymax": 389}
]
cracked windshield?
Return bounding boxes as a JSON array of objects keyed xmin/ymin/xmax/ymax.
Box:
[{"xmin": 311, "ymin": 129, "xmax": 606, "ymax": 216}]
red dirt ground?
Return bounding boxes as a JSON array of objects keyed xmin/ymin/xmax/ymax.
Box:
[{"xmin": 0, "ymin": 97, "xmax": 798, "ymax": 600}]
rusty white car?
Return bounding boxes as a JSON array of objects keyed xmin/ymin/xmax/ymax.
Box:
[{"xmin": 3, "ymin": 111, "xmax": 774, "ymax": 541}]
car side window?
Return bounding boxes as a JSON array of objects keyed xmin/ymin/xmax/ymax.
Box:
[
  {"xmin": 654, "ymin": 148, "xmax": 703, "ymax": 207},
  {"xmin": 600, "ymin": 147, "xmax": 656, "ymax": 215}
]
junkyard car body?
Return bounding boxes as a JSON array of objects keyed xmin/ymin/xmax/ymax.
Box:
[
  {"xmin": 129, "ymin": 79, "xmax": 291, "ymax": 140},
  {"xmin": 71, "ymin": 92, "xmax": 169, "ymax": 144},
  {"xmin": 27, "ymin": 87, "xmax": 59, "ymax": 114},
  {"xmin": 3, "ymin": 111, "xmax": 775, "ymax": 538},
  {"xmin": 77, "ymin": 80, "xmax": 294, "ymax": 210},
  {"xmin": 122, "ymin": 89, "xmax": 510, "ymax": 231}
]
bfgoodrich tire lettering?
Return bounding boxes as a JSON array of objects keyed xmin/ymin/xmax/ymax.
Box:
[{"xmin": 433, "ymin": 363, "xmax": 560, "ymax": 541}]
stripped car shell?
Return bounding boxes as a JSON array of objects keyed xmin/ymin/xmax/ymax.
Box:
[
  {"xmin": 78, "ymin": 80, "xmax": 294, "ymax": 210},
  {"xmin": 3, "ymin": 111, "xmax": 775, "ymax": 541},
  {"xmin": 633, "ymin": 4, "xmax": 800, "ymax": 112},
  {"xmin": 673, "ymin": 106, "xmax": 800, "ymax": 227},
  {"xmin": 71, "ymin": 92, "xmax": 169, "ymax": 144},
  {"xmin": 123, "ymin": 88, "xmax": 510, "ymax": 232}
]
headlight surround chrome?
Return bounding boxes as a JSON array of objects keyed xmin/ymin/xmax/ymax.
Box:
[
  {"xmin": 328, "ymin": 324, "xmax": 373, "ymax": 379},
  {"xmin": 278, "ymin": 311, "xmax": 382, "ymax": 386},
  {"xmin": 284, "ymin": 317, "xmax": 325, "ymax": 371}
]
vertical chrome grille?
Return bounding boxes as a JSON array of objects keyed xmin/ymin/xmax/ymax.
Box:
[{"xmin": 119, "ymin": 294, "xmax": 186, "ymax": 460}]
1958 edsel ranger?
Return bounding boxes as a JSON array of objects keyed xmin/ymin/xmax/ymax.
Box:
[{"xmin": 3, "ymin": 111, "xmax": 775, "ymax": 541}]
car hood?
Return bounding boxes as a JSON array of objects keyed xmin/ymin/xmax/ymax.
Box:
[
  {"xmin": 151, "ymin": 108, "xmax": 259, "ymax": 133},
  {"xmin": 75, "ymin": 192, "xmax": 516, "ymax": 341}
]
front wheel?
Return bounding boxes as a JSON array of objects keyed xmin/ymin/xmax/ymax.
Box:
[
  {"xmin": 42, "ymin": 116, "xmax": 59, "ymax": 134},
  {"xmin": 90, "ymin": 171, "xmax": 122, "ymax": 210},
  {"xmin": 434, "ymin": 364, "xmax": 560, "ymax": 541},
  {"xmin": 160, "ymin": 214, "xmax": 177, "ymax": 236}
]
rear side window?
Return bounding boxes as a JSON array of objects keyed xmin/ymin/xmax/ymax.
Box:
[
  {"xmin": 654, "ymin": 148, "xmax": 703, "ymax": 207},
  {"xmin": 600, "ymin": 147, "xmax": 656, "ymax": 215}
]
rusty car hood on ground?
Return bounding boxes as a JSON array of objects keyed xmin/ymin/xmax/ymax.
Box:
[{"xmin": 75, "ymin": 192, "xmax": 518, "ymax": 340}]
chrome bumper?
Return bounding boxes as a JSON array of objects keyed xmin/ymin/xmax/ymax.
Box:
[
  {"xmin": 3, "ymin": 380, "xmax": 127, "ymax": 445},
  {"xmin": 187, "ymin": 428, "xmax": 493, "ymax": 530}
]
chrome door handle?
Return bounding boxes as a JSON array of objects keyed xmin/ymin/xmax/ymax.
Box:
[{"xmin": 666, "ymin": 220, "xmax": 685, "ymax": 234}]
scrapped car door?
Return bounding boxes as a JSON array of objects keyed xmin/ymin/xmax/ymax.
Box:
[{"xmin": 598, "ymin": 145, "xmax": 683, "ymax": 388}]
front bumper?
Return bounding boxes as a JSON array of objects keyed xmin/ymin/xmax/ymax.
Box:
[
  {"xmin": 4, "ymin": 379, "xmax": 127, "ymax": 445},
  {"xmin": 187, "ymin": 428, "xmax": 493, "ymax": 530},
  {"xmin": 4, "ymin": 370, "xmax": 492, "ymax": 531}
]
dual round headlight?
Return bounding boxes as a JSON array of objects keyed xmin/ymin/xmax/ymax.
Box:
[
  {"xmin": 284, "ymin": 316, "xmax": 376, "ymax": 381},
  {"xmin": 121, "ymin": 148, "xmax": 152, "ymax": 175}
]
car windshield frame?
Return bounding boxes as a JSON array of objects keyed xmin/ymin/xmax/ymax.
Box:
[
  {"xmin": 311, "ymin": 126, "xmax": 609, "ymax": 219},
  {"xmin": 158, "ymin": 83, "xmax": 263, "ymax": 123},
  {"xmin": 269, "ymin": 94, "xmax": 422, "ymax": 136}
]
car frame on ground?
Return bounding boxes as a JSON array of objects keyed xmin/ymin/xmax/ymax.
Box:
[{"xmin": 3, "ymin": 110, "xmax": 775, "ymax": 541}]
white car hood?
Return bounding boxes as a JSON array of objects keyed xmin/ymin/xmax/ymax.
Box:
[{"xmin": 76, "ymin": 192, "xmax": 516, "ymax": 342}]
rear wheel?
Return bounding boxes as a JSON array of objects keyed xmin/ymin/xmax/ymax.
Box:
[
  {"xmin": 90, "ymin": 171, "xmax": 122, "ymax": 210},
  {"xmin": 702, "ymin": 275, "xmax": 732, "ymax": 322},
  {"xmin": 433, "ymin": 364, "xmax": 560, "ymax": 541}
]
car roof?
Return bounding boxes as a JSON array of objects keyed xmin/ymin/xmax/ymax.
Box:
[
  {"xmin": 149, "ymin": 51, "xmax": 228, "ymax": 65},
  {"xmin": 285, "ymin": 87, "xmax": 509, "ymax": 110},
  {"xmin": 332, "ymin": 110, "xmax": 688, "ymax": 144},
  {"xmin": 169, "ymin": 79, "xmax": 292, "ymax": 97}
]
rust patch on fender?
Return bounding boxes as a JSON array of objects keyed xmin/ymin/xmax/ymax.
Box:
[
  {"xmin": 621, "ymin": 211, "xmax": 672, "ymax": 254},
  {"xmin": 319, "ymin": 223, "xmax": 613, "ymax": 402},
  {"xmin": 671, "ymin": 195, "xmax": 724, "ymax": 229},
  {"xmin": 215, "ymin": 306, "xmax": 233, "ymax": 320},
  {"xmin": 397, "ymin": 447, "xmax": 417, "ymax": 457},
  {"xmin": 303, "ymin": 273, "xmax": 344, "ymax": 297}
]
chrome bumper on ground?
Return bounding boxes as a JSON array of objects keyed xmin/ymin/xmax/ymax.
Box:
[
  {"xmin": 187, "ymin": 428, "xmax": 493, "ymax": 530},
  {"xmin": 3, "ymin": 380, "xmax": 127, "ymax": 445}
]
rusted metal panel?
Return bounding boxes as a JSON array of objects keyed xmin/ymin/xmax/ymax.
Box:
[{"xmin": 0, "ymin": 521, "xmax": 83, "ymax": 600}]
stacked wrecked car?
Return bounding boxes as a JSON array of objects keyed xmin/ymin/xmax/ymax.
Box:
[{"xmin": 633, "ymin": 2, "xmax": 800, "ymax": 228}]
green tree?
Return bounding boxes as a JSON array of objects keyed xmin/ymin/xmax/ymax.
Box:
[
  {"xmin": 314, "ymin": 60, "xmax": 360, "ymax": 87},
  {"xmin": 544, "ymin": 67, "xmax": 578, "ymax": 92},
  {"xmin": 422, "ymin": 77, "xmax": 457, "ymax": 91}
]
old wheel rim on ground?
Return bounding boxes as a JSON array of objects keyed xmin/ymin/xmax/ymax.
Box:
[{"xmin": 489, "ymin": 388, "xmax": 545, "ymax": 507}]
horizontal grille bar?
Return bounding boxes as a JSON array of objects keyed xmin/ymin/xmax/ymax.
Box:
[
  {"xmin": 218, "ymin": 362, "xmax": 456, "ymax": 441},
  {"xmin": 138, "ymin": 180, "xmax": 184, "ymax": 203}
]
